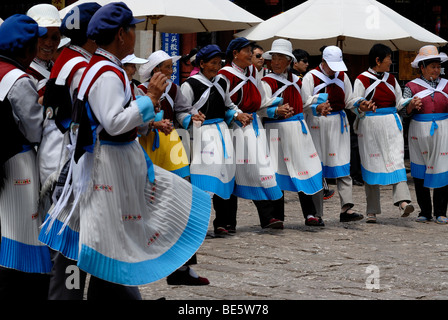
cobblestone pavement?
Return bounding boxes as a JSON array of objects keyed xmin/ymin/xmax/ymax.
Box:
[{"xmin": 137, "ymin": 170, "xmax": 448, "ymax": 301}]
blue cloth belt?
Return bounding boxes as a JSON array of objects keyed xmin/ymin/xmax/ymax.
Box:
[
  {"xmin": 327, "ymin": 110, "xmax": 348, "ymax": 134},
  {"xmin": 265, "ymin": 113, "xmax": 307, "ymax": 134},
  {"xmin": 413, "ymin": 113, "xmax": 448, "ymax": 136},
  {"xmin": 366, "ymin": 107, "xmax": 402, "ymax": 131},
  {"xmin": 203, "ymin": 118, "xmax": 229, "ymax": 159}
]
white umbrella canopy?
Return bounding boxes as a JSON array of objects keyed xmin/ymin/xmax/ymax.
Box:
[
  {"xmin": 59, "ymin": 0, "xmax": 262, "ymax": 33},
  {"xmin": 235, "ymin": 0, "xmax": 447, "ymax": 55},
  {"xmin": 60, "ymin": 0, "xmax": 262, "ymax": 51}
]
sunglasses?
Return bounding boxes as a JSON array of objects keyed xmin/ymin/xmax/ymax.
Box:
[
  {"xmin": 255, "ymin": 54, "xmax": 263, "ymax": 59},
  {"xmin": 300, "ymin": 59, "xmax": 309, "ymax": 63}
]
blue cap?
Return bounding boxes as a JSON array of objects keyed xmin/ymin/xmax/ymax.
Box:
[
  {"xmin": 61, "ymin": 2, "xmax": 102, "ymax": 45},
  {"xmin": 0, "ymin": 14, "xmax": 47, "ymax": 52},
  {"xmin": 87, "ymin": 2, "xmax": 145, "ymax": 40},
  {"xmin": 195, "ymin": 44, "xmax": 225, "ymax": 64},
  {"xmin": 225, "ymin": 37, "xmax": 254, "ymax": 57}
]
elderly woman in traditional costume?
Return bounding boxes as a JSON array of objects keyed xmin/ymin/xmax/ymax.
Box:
[
  {"xmin": 349, "ymin": 43, "xmax": 420, "ymax": 223},
  {"xmin": 301, "ymin": 45, "xmax": 363, "ymax": 223},
  {"xmin": 260, "ymin": 39, "xmax": 324, "ymax": 226},
  {"xmin": 403, "ymin": 45, "xmax": 448, "ymax": 224},
  {"xmin": 138, "ymin": 50, "xmax": 205, "ymax": 178},
  {"xmin": 26, "ymin": 3, "xmax": 61, "ymax": 98},
  {"xmin": 181, "ymin": 44, "xmax": 251, "ymax": 234},
  {"xmin": 213, "ymin": 38, "xmax": 287, "ymax": 233},
  {"xmin": 0, "ymin": 14, "xmax": 49, "ymax": 299},
  {"xmin": 37, "ymin": 2, "xmax": 101, "ymax": 300},
  {"xmin": 64, "ymin": 2, "xmax": 210, "ymax": 299}
]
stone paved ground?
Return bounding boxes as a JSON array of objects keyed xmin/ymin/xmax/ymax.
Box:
[{"xmin": 137, "ymin": 168, "xmax": 448, "ymax": 301}]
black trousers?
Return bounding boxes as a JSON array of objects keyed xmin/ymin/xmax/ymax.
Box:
[
  {"xmin": 48, "ymin": 250, "xmax": 87, "ymax": 300},
  {"xmin": 47, "ymin": 250, "xmax": 141, "ymax": 300},
  {"xmin": 213, "ymin": 190, "xmax": 322, "ymax": 229},
  {"xmin": 414, "ymin": 178, "xmax": 448, "ymax": 218},
  {"xmin": 213, "ymin": 194, "xmax": 284, "ymax": 229},
  {"xmin": 86, "ymin": 276, "xmax": 142, "ymax": 300}
]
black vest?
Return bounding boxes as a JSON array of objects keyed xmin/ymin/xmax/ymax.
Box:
[{"xmin": 185, "ymin": 77, "xmax": 228, "ymax": 119}]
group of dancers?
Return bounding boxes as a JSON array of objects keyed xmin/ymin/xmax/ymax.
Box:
[{"xmin": 0, "ymin": 0, "xmax": 447, "ymax": 300}]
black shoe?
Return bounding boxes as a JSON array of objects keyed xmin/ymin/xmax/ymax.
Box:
[
  {"xmin": 263, "ymin": 218, "xmax": 284, "ymax": 229},
  {"xmin": 305, "ymin": 216, "xmax": 320, "ymax": 226},
  {"xmin": 166, "ymin": 267, "xmax": 210, "ymax": 286},
  {"xmin": 225, "ymin": 225, "xmax": 236, "ymax": 233},
  {"xmin": 323, "ymin": 189, "xmax": 335, "ymax": 200},
  {"xmin": 317, "ymin": 217, "xmax": 325, "ymax": 226},
  {"xmin": 352, "ymin": 178, "xmax": 364, "ymax": 186},
  {"xmin": 340, "ymin": 210, "xmax": 364, "ymax": 222}
]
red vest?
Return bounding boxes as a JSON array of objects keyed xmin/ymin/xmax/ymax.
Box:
[
  {"xmin": 50, "ymin": 47, "xmax": 88, "ymax": 86},
  {"xmin": 406, "ymin": 79, "xmax": 448, "ymax": 114},
  {"xmin": 356, "ymin": 71, "xmax": 396, "ymax": 109},
  {"xmin": 311, "ymin": 66, "xmax": 346, "ymax": 112},
  {"xmin": 219, "ymin": 64, "xmax": 261, "ymax": 113},
  {"xmin": 26, "ymin": 61, "xmax": 50, "ymax": 97},
  {"xmin": 262, "ymin": 72, "xmax": 303, "ymax": 115}
]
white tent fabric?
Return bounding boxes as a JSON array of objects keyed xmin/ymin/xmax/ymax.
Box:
[
  {"xmin": 235, "ymin": 0, "xmax": 447, "ymax": 55},
  {"xmin": 59, "ymin": 0, "xmax": 262, "ymax": 34}
]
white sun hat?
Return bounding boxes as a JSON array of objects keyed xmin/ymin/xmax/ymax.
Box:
[
  {"xmin": 262, "ymin": 39, "xmax": 296, "ymax": 62},
  {"xmin": 138, "ymin": 50, "xmax": 181, "ymax": 80},
  {"xmin": 27, "ymin": 3, "xmax": 61, "ymax": 28},
  {"xmin": 411, "ymin": 45, "xmax": 448, "ymax": 68},
  {"xmin": 122, "ymin": 54, "xmax": 149, "ymax": 65},
  {"xmin": 322, "ymin": 45, "xmax": 347, "ymax": 72}
]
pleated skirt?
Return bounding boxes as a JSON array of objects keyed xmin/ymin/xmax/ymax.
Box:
[
  {"xmin": 305, "ymin": 111, "xmax": 351, "ymax": 179},
  {"xmin": 265, "ymin": 115, "xmax": 323, "ymax": 194},
  {"xmin": 231, "ymin": 114, "xmax": 283, "ymax": 200},
  {"xmin": 409, "ymin": 117, "xmax": 448, "ymax": 188},
  {"xmin": 75, "ymin": 140, "xmax": 210, "ymax": 285},
  {"xmin": 0, "ymin": 149, "xmax": 52, "ymax": 273},
  {"xmin": 190, "ymin": 121, "xmax": 236, "ymax": 199},
  {"xmin": 357, "ymin": 113, "xmax": 407, "ymax": 185}
]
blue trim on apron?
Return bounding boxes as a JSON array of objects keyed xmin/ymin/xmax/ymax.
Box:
[
  {"xmin": 411, "ymin": 162, "xmax": 448, "ymax": 189},
  {"xmin": 39, "ymin": 214, "xmax": 79, "ymax": 261},
  {"xmin": 0, "ymin": 237, "xmax": 52, "ymax": 273},
  {"xmin": 361, "ymin": 165, "xmax": 407, "ymax": 186},
  {"xmin": 275, "ymin": 171, "xmax": 323, "ymax": 194}
]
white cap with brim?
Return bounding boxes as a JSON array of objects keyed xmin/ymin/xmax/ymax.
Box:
[
  {"xmin": 262, "ymin": 39, "xmax": 297, "ymax": 62},
  {"xmin": 138, "ymin": 50, "xmax": 181, "ymax": 80},
  {"xmin": 411, "ymin": 45, "xmax": 448, "ymax": 68},
  {"xmin": 122, "ymin": 54, "xmax": 149, "ymax": 65},
  {"xmin": 27, "ymin": 4, "xmax": 61, "ymax": 28},
  {"xmin": 322, "ymin": 45, "xmax": 347, "ymax": 72}
]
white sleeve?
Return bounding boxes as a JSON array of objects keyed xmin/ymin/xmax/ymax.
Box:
[
  {"xmin": 343, "ymin": 73, "xmax": 354, "ymax": 109},
  {"xmin": 88, "ymin": 71, "xmax": 145, "ymax": 136},
  {"xmin": 8, "ymin": 77, "xmax": 44, "ymax": 144},
  {"xmin": 301, "ymin": 72, "xmax": 318, "ymax": 114}
]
